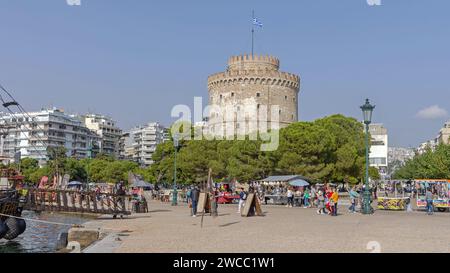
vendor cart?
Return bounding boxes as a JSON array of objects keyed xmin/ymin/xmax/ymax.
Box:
[
  {"xmin": 376, "ymin": 180, "xmax": 411, "ymax": 211},
  {"xmin": 415, "ymin": 179, "xmax": 450, "ymax": 212}
]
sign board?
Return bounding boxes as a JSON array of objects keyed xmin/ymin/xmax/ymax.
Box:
[
  {"xmin": 241, "ymin": 193, "xmax": 263, "ymax": 217},
  {"xmin": 197, "ymin": 192, "xmax": 210, "ymax": 214}
]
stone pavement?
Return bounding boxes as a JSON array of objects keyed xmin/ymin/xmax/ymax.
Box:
[{"xmin": 84, "ymin": 201, "xmax": 450, "ymax": 253}]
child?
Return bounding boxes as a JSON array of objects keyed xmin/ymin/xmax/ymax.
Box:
[{"xmin": 317, "ymin": 191, "xmax": 325, "ymax": 214}]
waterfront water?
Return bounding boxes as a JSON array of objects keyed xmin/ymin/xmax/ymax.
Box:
[{"xmin": 0, "ymin": 211, "xmax": 94, "ymax": 253}]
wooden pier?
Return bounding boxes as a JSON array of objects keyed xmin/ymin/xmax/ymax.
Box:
[{"xmin": 22, "ymin": 189, "xmax": 132, "ymax": 216}]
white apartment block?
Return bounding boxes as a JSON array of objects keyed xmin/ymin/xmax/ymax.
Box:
[
  {"xmin": 416, "ymin": 121, "xmax": 450, "ymax": 155},
  {"xmin": 388, "ymin": 147, "xmax": 415, "ymax": 165},
  {"xmin": 83, "ymin": 114, "xmax": 122, "ymax": 158},
  {"xmin": 0, "ymin": 108, "xmax": 100, "ymax": 164},
  {"xmin": 118, "ymin": 132, "xmax": 134, "ymax": 160},
  {"xmin": 125, "ymin": 122, "xmax": 166, "ymax": 167},
  {"xmin": 368, "ymin": 123, "xmax": 388, "ymax": 177},
  {"xmin": 417, "ymin": 138, "xmax": 439, "ymax": 155},
  {"xmin": 437, "ymin": 121, "xmax": 450, "ymax": 145}
]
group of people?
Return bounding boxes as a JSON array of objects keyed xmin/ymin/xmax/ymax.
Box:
[
  {"xmin": 285, "ymin": 186, "xmax": 340, "ymax": 216},
  {"xmin": 186, "ymin": 183, "xmax": 356, "ymax": 217},
  {"xmin": 285, "ymin": 187, "xmax": 314, "ymax": 208}
]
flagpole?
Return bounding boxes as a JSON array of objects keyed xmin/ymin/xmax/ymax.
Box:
[{"xmin": 252, "ymin": 10, "xmax": 254, "ymax": 56}]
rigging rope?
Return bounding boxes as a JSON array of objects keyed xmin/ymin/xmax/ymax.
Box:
[
  {"xmin": 0, "ymin": 212, "xmax": 133, "ymax": 233},
  {"xmin": 0, "ymin": 212, "xmax": 83, "ymax": 227}
]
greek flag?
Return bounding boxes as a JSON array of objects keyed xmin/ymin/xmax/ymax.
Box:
[{"xmin": 253, "ymin": 17, "xmax": 263, "ymax": 28}]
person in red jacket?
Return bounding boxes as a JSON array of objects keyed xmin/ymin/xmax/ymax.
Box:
[{"xmin": 325, "ymin": 188, "xmax": 333, "ymax": 214}]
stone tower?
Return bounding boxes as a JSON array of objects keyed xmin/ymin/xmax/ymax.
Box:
[{"xmin": 207, "ymin": 54, "xmax": 300, "ymax": 136}]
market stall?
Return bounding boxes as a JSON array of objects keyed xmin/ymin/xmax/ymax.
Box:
[
  {"xmin": 259, "ymin": 175, "xmax": 312, "ymax": 205},
  {"xmin": 376, "ymin": 180, "xmax": 412, "ymax": 211},
  {"xmin": 415, "ymin": 179, "xmax": 450, "ymax": 212},
  {"xmin": 216, "ymin": 182, "xmax": 240, "ymax": 204}
]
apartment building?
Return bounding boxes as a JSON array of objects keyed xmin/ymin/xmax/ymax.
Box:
[
  {"xmin": 0, "ymin": 108, "xmax": 100, "ymax": 163},
  {"xmin": 437, "ymin": 121, "xmax": 450, "ymax": 145},
  {"xmin": 118, "ymin": 132, "xmax": 134, "ymax": 160},
  {"xmin": 416, "ymin": 121, "xmax": 450, "ymax": 155},
  {"xmin": 83, "ymin": 114, "xmax": 122, "ymax": 158},
  {"xmin": 368, "ymin": 123, "xmax": 389, "ymax": 178},
  {"xmin": 126, "ymin": 122, "xmax": 166, "ymax": 167}
]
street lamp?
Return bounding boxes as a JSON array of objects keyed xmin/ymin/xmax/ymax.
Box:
[
  {"xmin": 360, "ymin": 98, "xmax": 375, "ymax": 215},
  {"xmin": 172, "ymin": 134, "xmax": 179, "ymax": 206}
]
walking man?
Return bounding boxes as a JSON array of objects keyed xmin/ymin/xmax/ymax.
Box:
[
  {"xmin": 191, "ymin": 186, "xmax": 200, "ymax": 217},
  {"xmin": 425, "ymin": 188, "xmax": 434, "ymax": 215},
  {"xmin": 348, "ymin": 187, "xmax": 359, "ymax": 213}
]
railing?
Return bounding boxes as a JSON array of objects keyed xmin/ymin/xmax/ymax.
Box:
[
  {"xmin": 0, "ymin": 190, "xmax": 22, "ymax": 221},
  {"xmin": 23, "ymin": 189, "xmax": 131, "ymax": 215}
]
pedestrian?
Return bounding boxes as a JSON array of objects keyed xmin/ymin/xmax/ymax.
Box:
[
  {"xmin": 425, "ymin": 187, "xmax": 434, "ymax": 215},
  {"xmin": 317, "ymin": 191, "xmax": 325, "ymax": 214},
  {"xmin": 294, "ymin": 188, "xmax": 301, "ymax": 207},
  {"xmin": 303, "ymin": 188, "xmax": 310, "ymax": 208},
  {"xmin": 330, "ymin": 188, "xmax": 339, "ymax": 216},
  {"xmin": 286, "ymin": 187, "xmax": 294, "ymax": 208},
  {"xmin": 325, "ymin": 188, "xmax": 333, "ymax": 214},
  {"xmin": 237, "ymin": 187, "xmax": 247, "ymax": 214},
  {"xmin": 113, "ymin": 182, "xmax": 126, "ymax": 219},
  {"xmin": 186, "ymin": 187, "xmax": 192, "ymax": 204},
  {"xmin": 310, "ymin": 186, "xmax": 317, "ymax": 208},
  {"xmin": 191, "ymin": 186, "xmax": 200, "ymax": 217},
  {"xmin": 348, "ymin": 187, "xmax": 359, "ymax": 213}
]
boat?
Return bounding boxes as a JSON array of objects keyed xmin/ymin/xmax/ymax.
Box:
[{"xmin": 0, "ymin": 168, "xmax": 27, "ymax": 241}]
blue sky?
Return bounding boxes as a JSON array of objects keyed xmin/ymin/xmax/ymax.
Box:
[{"xmin": 0, "ymin": 0, "xmax": 449, "ymax": 147}]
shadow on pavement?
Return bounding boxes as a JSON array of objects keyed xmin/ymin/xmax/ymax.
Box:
[{"xmin": 219, "ymin": 221, "xmax": 240, "ymax": 228}]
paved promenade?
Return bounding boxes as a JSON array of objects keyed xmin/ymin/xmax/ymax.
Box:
[{"xmin": 84, "ymin": 201, "xmax": 450, "ymax": 253}]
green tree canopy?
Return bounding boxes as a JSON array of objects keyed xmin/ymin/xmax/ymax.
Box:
[
  {"xmin": 151, "ymin": 114, "xmax": 370, "ymax": 185},
  {"xmin": 393, "ymin": 144, "xmax": 450, "ymax": 179}
]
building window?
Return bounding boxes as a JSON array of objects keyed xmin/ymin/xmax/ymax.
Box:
[
  {"xmin": 371, "ymin": 141, "xmax": 385, "ymax": 146},
  {"xmin": 293, "ymin": 97, "xmax": 296, "ymax": 102},
  {"xmin": 279, "ymin": 110, "xmax": 281, "ymax": 115},
  {"xmin": 369, "ymin": 157, "xmax": 387, "ymax": 165},
  {"xmin": 257, "ymin": 92, "xmax": 261, "ymax": 97},
  {"xmin": 231, "ymin": 92, "xmax": 235, "ymax": 97},
  {"xmin": 285, "ymin": 96, "xmax": 287, "ymax": 100},
  {"xmin": 257, "ymin": 104, "xmax": 260, "ymax": 109},
  {"xmin": 220, "ymin": 94, "xmax": 223, "ymax": 100}
]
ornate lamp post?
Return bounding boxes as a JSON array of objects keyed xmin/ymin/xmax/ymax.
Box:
[
  {"xmin": 360, "ymin": 99, "xmax": 375, "ymax": 215},
  {"xmin": 172, "ymin": 134, "xmax": 179, "ymax": 206}
]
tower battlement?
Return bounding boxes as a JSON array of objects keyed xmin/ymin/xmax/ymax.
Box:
[
  {"xmin": 227, "ymin": 54, "xmax": 280, "ymax": 71},
  {"xmin": 207, "ymin": 54, "xmax": 301, "ymax": 132}
]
